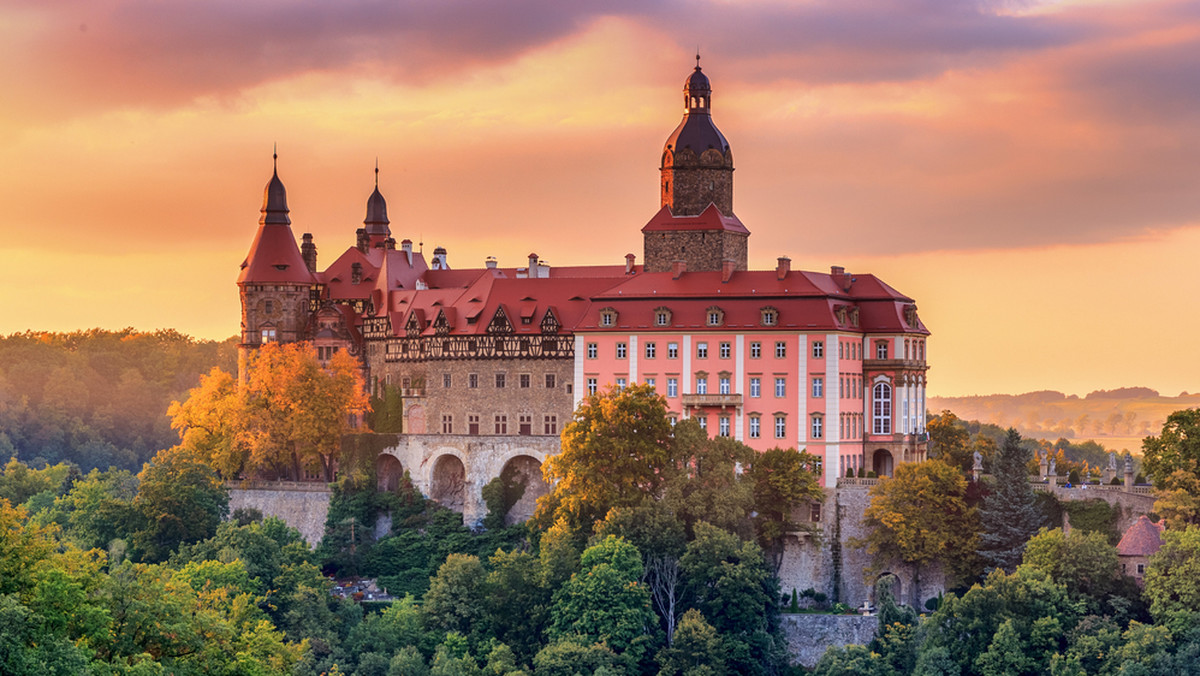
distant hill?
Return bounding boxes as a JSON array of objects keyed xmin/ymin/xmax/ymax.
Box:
[{"xmin": 928, "ymin": 389, "xmax": 1200, "ymax": 454}]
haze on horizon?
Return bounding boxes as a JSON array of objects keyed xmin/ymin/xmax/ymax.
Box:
[{"xmin": 1, "ymin": 0, "xmax": 1197, "ymax": 398}]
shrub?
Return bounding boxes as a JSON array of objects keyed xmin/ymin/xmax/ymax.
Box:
[
  {"xmin": 1067, "ymin": 469, "xmax": 1081, "ymax": 484},
  {"xmin": 867, "ymin": 471, "xmax": 877, "ymax": 478}
]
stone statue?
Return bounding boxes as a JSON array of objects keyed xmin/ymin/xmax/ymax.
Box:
[
  {"xmin": 973, "ymin": 449, "xmax": 983, "ymax": 471},
  {"xmin": 1125, "ymin": 453, "xmax": 1133, "ymax": 473},
  {"xmin": 1108, "ymin": 452, "xmax": 1117, "ymax": 471},
  {"xmin": 1048, "ymin": 456, "xmax": 1057, "ymax": 477}
]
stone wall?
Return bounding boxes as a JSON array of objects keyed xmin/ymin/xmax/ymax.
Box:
[
  {"xmin": 780, "ymin": 613, "xmax": 879, "ymax": 668},
  {"xmin": 228, "ymin": 483, "xmax": 331, "ymax": 547},
  {"xmin": 1037, "ymin": 484, "xmax": 1156, "ymax": 535},
  {"xmin": 643, "ymin": 229, "xmax": 748, "ymax": 274}
]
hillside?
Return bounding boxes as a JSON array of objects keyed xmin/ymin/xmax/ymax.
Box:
[{"xmin": 928, "ymin": 388, "xmax": 1200, "ymax": 453}]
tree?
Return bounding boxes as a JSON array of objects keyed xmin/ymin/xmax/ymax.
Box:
[
  {"xmin": 656, "ymin": 608, "xmax": 726, "ymax": 675},
  {"xmin": 424, "ymin": 554, "xmax": 488, "ymax": 639},
  {"xmin": 927, "ymin": 411, "xmax": 972, "ymax": 473},
  {"xmin": 536, "ymin": 384, "xmax": 675, "ymax": 535},
  {"xmin": 547, "ymin": 535, "xmax": 653, "ymax": 660},
  {"xmin": 1154, "ymin": 470, "xmax": 1200, "ymax": 530},
  {"xmin": 127, "ymin": 446, "xmax": 229, "ymax": 563},
  {"xmin": 855, "ymin": 459, "xmax": 978, "ymax": 602},
  {"xmin": 663, "ymin": 420, "xmax": 755, "ymax": 537},
  {"xmin": 1021, "ymin": 528, "xmax": 1123, "ymax": 613},
  {"xmin": 977, "ymin": 429, "xmax": 1041, "ymax": 573},
  {"xmin": 1142, "ymin": 409, "xmax": 1200, "ymax": 488},
  {"xmin": 1144, "ymin": 526, "xmax": 1200, "ymax": 633},
  {"xmin": 746, "ymin": 447, "xmax": 824, "ymax": 569}
]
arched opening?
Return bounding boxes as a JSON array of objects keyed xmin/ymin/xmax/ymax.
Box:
[
  {"xmin": 376, "ymin": 454, "xmax": 404, "ymax": 493},
  {"xmin": 431, "ymin": 454, "xmax": 466, "ymax": 513},
  {"xmin": 873, "ymin": 449, "xmax": 894, "ymax": 478},
  {"xmin": 499, "ymin": 455, "xmax": 549, "ymax": 526}
]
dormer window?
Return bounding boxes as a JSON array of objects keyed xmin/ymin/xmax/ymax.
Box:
[
  {"xmin": 760, "ymin": 307, "xmax": 778, "ymax": 327},
  {"xmin": 705, "ymin": 306, "xmax": 724, "ymax": 327},
  {"xmin": 351, "ymin": 263, "xmax": 363, "ymax": 285},
  {"xmin": 654, "ymin": 307, "xmax": 672, "ymax": 327},
  {"xmin": 599, "ymin": 308, "xmax": 617, "ymax": 327}
]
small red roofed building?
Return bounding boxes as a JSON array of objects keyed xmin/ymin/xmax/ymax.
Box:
[
  {"xmin": 1117, "ymin": 515, "xmax": 1165, "ymax": 584},
  {"xmin": 236, "ymin": 59, "xmax": 930, "ymax": 497}
]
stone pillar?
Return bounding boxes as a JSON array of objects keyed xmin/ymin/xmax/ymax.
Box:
[
  {"xmin": 1039, "ymin": 451, "xmax": 1048, "ymax": 481},
  {"xmin": 1104, "ymin": 451, "xmax": 1117, "ymax": 485},
  {"xmin": 1124, "ymin": 453, "xmax": 1134, "ymax": 490}
]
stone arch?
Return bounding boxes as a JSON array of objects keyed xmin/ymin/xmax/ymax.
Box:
[
  {"xmin": 499, "ymin": 455, "xmax": 549, "ymax": 526},
  {"xmin": 872, "ymin": 448, "xmax": 894, "ymax": 478},
  {"xmin": 376, "ymin": 454, "xmax": 404, "ymax": 493},
  {"xmin": 430, "ymin": 454, "xmax": 466, "ymax": 513}
]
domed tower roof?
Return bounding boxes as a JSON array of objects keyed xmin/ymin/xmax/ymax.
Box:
[
  {"xmin": 664, "ymin": 55, "xmax": 729, "ymax": 158},
  {"xmin": 364, "ymin": 163, "xmax": 391, "ymax": 236}
]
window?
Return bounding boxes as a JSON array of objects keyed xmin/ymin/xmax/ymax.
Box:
[
  {"xmin": 719, "ymin": 342, "xmax": 731, "ymax": 359},
  {"xmin": 919, "ymin": 341, "xmax": 925, "ymax": 361},
  {"xmin": 812, "ymin": 377, "xmax": 823, "ymax": 398},
  {"xmin": 264, "ymin": 300, "xmax": 274, "ymax": 314},
  {"xmin": 667, "ymin": 342, "xmax": 679, "ymax": 359},
  {"xmin": 697, "ymin": 415, "xmax": 707, "ymax": 431},
  {"xmin": 616, "ymin": 377, "xmax": 627, "ymax": 390},
  {"xmin": 812, "ymin": 341, "xmax": 823, "ymax": 358},
  {"xmin": 750, "ymin": 377, "xmax": 761, "ymax": 398},
  {"xmin": 719, "ymin": 375, "xmax": 731, "ymax": 394},
  {"xmin": 519, "ymin": 373, "xmax": 531, "ymax": 388},
  {"xmin": 706, "ymin": 309, "xmax": 723, "ymax": 326},
  {"xmin": 655, "ymin": 309, "xmax": 671, "ymax": 326},
  {"xmin": 519, "ymin": 414, "xmax": 532, "ymax": 435},
  {"xmin": 775, "ymin": 341, "xmax": 787, "ymax": 358},
  {"xmin": 839, "ymin": 342, "xmax": 844, "ymax": 359},
  {"xmin": 668, "ymin": 415, "xmax": 678, "ymax": 426},
  {"xmin": 495, "ymin": 415, "xmax": 508, "ymax": 434},
  {"xmin": 587, "ymin": 378, "xmax": 598, "ymax": 395},
  {"xmin": 616, "ymin": 343, "xmax": 627, "ymax": 359},
  {"xmin": 667, "ymin": 378, "xmax": 678, "ymax": 398},
  {"xmin": 696, "ymin": 376, "xmax": 708, "ymax": 395},
  {"xmin": 810, "ymin": 503, "xmax": 822, "ymax": 523},
  {"xmin": 873, "ymin": 382, "xmax": 892, "ymax": 434},
  {"xmin": 750, "ymin": 342, "xmax": 761, "ymax": 358},
  {"xmin": 718, "ymin": 416, "xmax": 731, "ymax": 437},
  {"xmin": 645, "ymin": 377, "xmax": 656, "ymax": 390},
  {"xmin": 811, "ymin": 415, "xmax": 823, "ymax": 439},
  {"xmin": 441, "ymin": 414, "xmax": 453, "ymax": 434},
  {"xmin": 587, "ymin": 343, "xmax": 598, "ymax": 359},
  {"xmin": 775, "ymin": 415, "xmax": 786, "ymax": 439},
  {"xmin": 600, "ymin": 309, "xmax": 616, "ymax": 326},
  {"xmin": 876, "ymin": 340, "xmax": 889, "ymax": 360},
  {"xmin": 1137, "ymin": 563, "xmax": 1145, "ymax": 575},
  {"xmin": 261, "ymin": 328, "xmax": 277, "ymax": 343},
  {"xmin": 775, "ymin": 377, "xmax": 786, "ymax": 398},
  {"xmin": 761, "ymin": 308, "xmax": 778, "ymax": 326},
  {"xmin": 544, "ymin": 415, "xmax": 558, "ymax": 435},
  {"xmin": 468, "ymin": 414, "xmax": 480, "ymax": 435},
  {"xmin": 443, "ymin": 373, "xmax": 452, "ymax": 388},
  {"xmin": 495, "ymin": 373, "xmax": 506, "ymax": 388},
  {"xmin": 468, "ymin": 373, "xmax": 478, "ymax": 389},
  {"xmin": 645, "ymin": 342, "xmax": 657, "ymax": 359},
  {"xmin": 749, "ymin": 416, "xmax": 761, "ymax": 439},
  {"xmin": 697, "ymin": 343, "xmax": 708, "ymax": 359},
  {"xmin": 545, "ymin": 373, "xmax": 556, "ymax": 389}
]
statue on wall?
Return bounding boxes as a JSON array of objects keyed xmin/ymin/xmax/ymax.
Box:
[{"xmin": 1048, "ymin": 456, "xmax": 1057, "ymax": 477}]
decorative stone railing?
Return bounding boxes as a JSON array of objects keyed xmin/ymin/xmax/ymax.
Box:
[
  {"xmin": 680, "ymin": 393, "xmax": 743, "ymax": 408},
  {"xmin": 225, "ymin": 480, "xmax": 332, "ymax": 493},
  {"xmin": 838, "ymin": 477, "xmax": 881, "ymax": 487}
]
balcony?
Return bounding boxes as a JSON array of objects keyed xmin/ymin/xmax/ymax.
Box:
[{"xmin": 681, "ymin": 393, "xmax": 743, "ymax": 408}]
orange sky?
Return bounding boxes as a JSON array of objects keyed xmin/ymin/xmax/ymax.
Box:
[{"xmin": 1, "ymin": 0, "xmax": 1198, "ymax": 397}]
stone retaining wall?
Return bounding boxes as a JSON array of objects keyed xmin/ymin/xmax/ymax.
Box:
[
  {"xmin": 228, "ymin": 484, "xmax": 331, "ymax": 547},
  {"xmin": 780, "ymin": 613, "xmax": 879, "ymax": 668}
]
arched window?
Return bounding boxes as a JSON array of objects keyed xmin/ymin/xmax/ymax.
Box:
[{"xmin": 873, "ymin": 382, "xmax": 892, "ymax": 435}]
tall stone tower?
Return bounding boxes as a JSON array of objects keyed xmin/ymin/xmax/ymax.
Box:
[
  {"xmin": 644, "ymin": 58, "xmax": 749, "ymax": 273},
  {"xmin": 237, "ymin": 156, "xmax": 316, "ymax": 377}
]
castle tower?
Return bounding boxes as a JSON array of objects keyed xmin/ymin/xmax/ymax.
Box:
[
  {"xmin": 362, "ymin": 164, "xmax": 392, "ymax": 250},
  {"xmin": 644, "ymin": 57, "xmax": 749, "ymax": 273},
  {"xmin": 237, "ymin": 155, "xmax": 316, "ymax": 376}
]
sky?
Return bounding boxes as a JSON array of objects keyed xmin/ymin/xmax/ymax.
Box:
[{"xmin": 1, "ymin": 0, "xmax": 1197, "ymax": 397}]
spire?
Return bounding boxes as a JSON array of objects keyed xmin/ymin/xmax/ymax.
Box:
[
  {"xmin": 260, "ymin": 148, "xmax": 290, "ymax": 226},
  {"xmin": 364, "ymin": 162, "xmax": 390, "ymax": 235}
]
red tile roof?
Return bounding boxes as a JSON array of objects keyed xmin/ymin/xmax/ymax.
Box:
[
  {"xmin": 238, "ymin": 223, "xmax": 316, "ymax": 285},
  {"xmin": 641, "ymin": 204, "xmax": 750, "ymax": 234},
  {"xmin": 1117, "ymin": 515, "xmax": 1165, "ymax": 557}
]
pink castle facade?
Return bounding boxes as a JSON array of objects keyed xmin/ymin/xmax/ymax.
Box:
[{"xmin": 238, "ymin": 60, "xmax": 929, "ymax": 489}]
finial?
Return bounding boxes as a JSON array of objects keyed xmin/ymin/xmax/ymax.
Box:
[
  {"xmin": 272, "ymin": 143, "xmax": 278, "ymax": 172},
  {"xmin": 375, "ymin": 157, "xmax": 379, "ymax": 187},
  {"xmin": 695, "ymin": 50, "xmax": 701, "ymax": 70}
]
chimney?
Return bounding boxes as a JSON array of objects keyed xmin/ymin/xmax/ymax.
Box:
[
  {"xmin": 776, "ymin": 256, "xmax": 791, "ymax": 280},
  {"xmin": 831, "ymin": 265, "xmax": 850, "ymax": 291},
  {"xmin": 721, "ymin": 258, "xmax": 735, "ymax": 283},
  {"xmin": 356, "ymin": 228, "xmax": 368, "ymax": 253},
  {"xmin": 433, "ymin": 246, "xmax": 448, "ymax": 270},
  {"xmin": 351, "ymin": 262, "xmax": 363, "ymax": 285},
  {"xmin": 672, "ymin": 260, "xmax": 687, "ymax": 280},
  {"xmin": 486, "ymin": 256, "xmax": 498, "ymax": 270},
  {"xmin": 528, "ymin": 253, "xmax": 539, "ymax": 276},
  {"xmin": 625, "ymin": 253, "xmax": 636, "ymax": 275},
  {"xmin": 384, "ymin": 237, "xmax": 396, "ymax": 250},
  {"xmin": 401, "ymin": 239, "xmax": 413, "ymax": 253},
  {"xmin": 301, "ymin": 233, "xmax": 318, "ymax": 273}
]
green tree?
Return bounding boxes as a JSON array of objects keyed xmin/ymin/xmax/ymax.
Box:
[
  {"xmin": 1141, "ymin": 409, "xmax": 1200, "ymax": 488},
  {"xmin": 1021, "ymin": 528, "xmax": 1124, "ymax": 614},
  {"xmin": 746, "ymin": 447, "xmax": 824, "ymax": 569},
  {"xmin": 977, "ymin": 429, "xmax": 1041, "ymax": 573},
  {"xmin": 1144, "ymin": 526, "xmax": 1200, "ymax": 633},
  {"xmin": 812, "ymin": 644, "xmax": 894, "ymax": 676},
  {"xmin": 663, "ymin": 420, "xmax": 754, "ymax": 537},
  {"xmin": 126, "ymin": 446, "xmax": 229, "ymax": 563},
  {"xmin": 855, "ymin": 460, "xmax": 978, "ymax": 601},
  {"xmin": 927, "ymin": 411, "xmax": 972, "ymax": 473},
  {"xmin": 656, "ymin": 608, "xmax": 727, "ymax": 675},
  {"xmin": 531, "ymin": 637, "xmax": 622, "ymax": 676},
  {"xmin": 1154, "ymin": 470, "xmax": 1200, "ymax": 530},
  {"xmin": 536, "ymin": 384, "xmax": 675, "ymax": 535},
  {"xmin": 424, "ymin": 554, "xmax": 488, "ymax": 638},
  {"xmin": 548, "ymin": 535, "xmax": 652, "ymax": 660},
  {"xmin": 483, "ymin": 548, "xmax": 550, "ymax": 664}
]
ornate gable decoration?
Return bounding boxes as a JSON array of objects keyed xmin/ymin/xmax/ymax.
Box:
[
  {"xmin": 540, "ymin": 308, "xmax": 560, "ymax": 334},
  {"xmin": 488, "ymin": 306, "xmax": 514, "ymax": 335},
  {"xmin": 832, "ymin": 304, "xmax": 861, "ymax": 328},
  {"xmin": 405, "ymin": 313, "xmax": 423, "ymax": 338},
  {"xmin": 903, "ymin": 304, "xmax": 919, "ymax": 328},
  {"xmin": 599, "ymin": 307, "xmax": 618, "ymax": 328},
  {"xmin": 759, "ymin": 306, "xmax": 778, "ymax": 327},
  {"xmin": 433, "ymin": 310, "xmax": 451, "ymax": 336}
]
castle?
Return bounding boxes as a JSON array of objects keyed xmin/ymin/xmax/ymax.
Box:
[{"xmin": 237, "ymin": 60, "xmax": 930, "ymax": 522}]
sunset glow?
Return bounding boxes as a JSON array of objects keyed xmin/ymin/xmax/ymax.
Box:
[{"xmin": 1, "ymin": 0, "xmax": 1197, "ymax": 397}]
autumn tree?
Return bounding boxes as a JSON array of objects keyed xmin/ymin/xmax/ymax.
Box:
[
  {"xmin": 536, "ymin": 383, "xmax": 675, "ymax": 535},
  {"xmin": 856, "ymin": 459, "xmax": 978, "ymax": 604},
  {"xmin": 746, "ymin": 447, "xmax": 823, "ymax": 569},
  {"xmin": 169, "ymin": 342, "xmax": 369, "ymax": 481}
]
